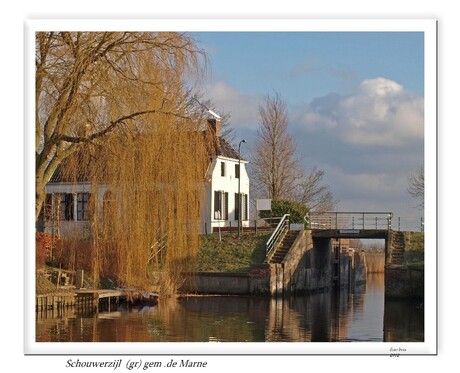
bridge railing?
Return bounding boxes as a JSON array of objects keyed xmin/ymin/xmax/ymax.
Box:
[
  {"xmin": 306, "ymin": 212, "xmax": 394, "ymax": 230},
  {"xmin": 394, "ymin": 216, "xmax": 424, "ymax": 232},
  {"xmin": 266, "ymin": 214, "xmax": 290, "ymax": 257}
]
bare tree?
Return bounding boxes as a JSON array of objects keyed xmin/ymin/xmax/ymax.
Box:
[
  {"xmin": 251, "ymin": 93, "xmax": 300, "ymax": 200},
  {"xmin": 250, "ymin": 92, "xmax": 337, "ymax": 212},
  {"xmin": 294, "ymin": 167, "xmax": 337, "ymax": 212},
  {"xmin": 35, "ymin": 32, "xmax": 205, "ymax": 221},
  {"xmin": 407, "ymin": 164, "xmax": 424, "ymax": 209}
]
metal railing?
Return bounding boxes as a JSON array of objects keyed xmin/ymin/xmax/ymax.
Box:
[
  {"xmin": 265, "ymin": 214, "xmax": 290, "ymax": 257},
  {"xmin": 306, "ymin": 212, "xmax": 393, "ymax": 230},
  {"xmin": 394, "ymin": 216, "xmax": 424, "ymax": 232}
]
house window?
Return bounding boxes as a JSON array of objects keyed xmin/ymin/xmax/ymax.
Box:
[
  {"xmin": 235, "ymin": 164, "xmax": 240, "ymax": 179},
  {"xmin": 235, "ymin": 193, "xmax": 248, "ymax": 221},
  {"xmin": 221, "ymin": 161, "xmax": 226, "ymax": 177},
  {"xmin": 59, "ymin": 193, "xmax": 74, "ymax": 221},
  {"xmin": 214, "ymin": 191, "xmax": 228, "ymax": 220},
  {"xmin": 77, "ymin": 193, "xmax": 90, "ymax": 221},
  {"xmin": 43, "ymin": 193, "xmax": 74, "ymax": 221}
]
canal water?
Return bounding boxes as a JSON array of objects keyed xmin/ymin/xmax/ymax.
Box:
[{"xmin": 36, "ymin": 274, "xmax": 423, "ymax": 342}]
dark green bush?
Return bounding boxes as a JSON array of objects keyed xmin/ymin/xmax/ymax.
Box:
[{"xmin": 259, "ymin": 199, "xmax": 309, "ymax": 224}]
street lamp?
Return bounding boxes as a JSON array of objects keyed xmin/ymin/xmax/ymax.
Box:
[{"xmin": 238, "ymin": 139, "xmax": 246, "ymax": 239}]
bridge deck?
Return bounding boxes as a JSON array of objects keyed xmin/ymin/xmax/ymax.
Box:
[{"xmin": 311, "ymin": 229, "xmax": 389, "ymax": 239}]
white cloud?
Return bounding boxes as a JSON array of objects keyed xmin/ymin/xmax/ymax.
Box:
[
  {"xmin": 335, "ymin": 170, "xmax": 406, "ymax": 199},
  {"xmin": 359, "ymin": 77, "xmax": 403, "ymax": 97},
  {"xmin": 298, "ymin": 77, "xmax": 424, "ymax": 147},
  {"xmin": 303, "ymin": 112, "xmax": 337, "ymax": 129},
  {"xmin": 205, "ymin": 81, "xmax": 261, "ymax": 128},
  {"xmin": 325, "ymin": 166, "xmax": 419, "ymax": 218},
  {"xmin": 201, "ymin": 78, "xmax": 424, "ymax": 218}
]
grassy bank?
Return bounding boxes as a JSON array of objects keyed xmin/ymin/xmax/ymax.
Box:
[
  {"xmin": 196, "ymin": 231, "xmax": 271, "ymax": 272},
  {"xmin": 36, "ymin": 231, "xmax": 271, "ymax": 294},
  {"xmin": 405, "ymin": 231, "xmax": 424, "ymax": 268},
  {"xmin": 405, "ymin": 231, "xmax": 424, "ymax": 251}
]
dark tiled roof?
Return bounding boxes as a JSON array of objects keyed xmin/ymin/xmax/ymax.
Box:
[
  {"xmin": 215, "ymin": 137, "xmax": 240, "ymax": 159},
  {"xmin": 49, "ymin": 134, "xmax": 245, "ymax": 184},
  {"xmin": 205, "ymin": 132, "xmax": 245, "ymax": 161},
  {"xmin": 49, "ymin": 164, "xmax": 90, "ymax": 183},
  {"xmin": 48, "ymin": 152, "xmax": 93, "ymax": 183}
]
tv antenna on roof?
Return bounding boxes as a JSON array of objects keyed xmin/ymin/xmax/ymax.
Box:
[{"xmin": 193, "ymin": 97, "xmax": 222, "ymax": 120}]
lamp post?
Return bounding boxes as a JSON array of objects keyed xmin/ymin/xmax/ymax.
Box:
[{"xmin": 238, "ymin": 139, "xmax": 246, "ymax": 239}]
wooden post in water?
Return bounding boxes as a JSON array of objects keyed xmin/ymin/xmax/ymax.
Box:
[
  {"xmin": 93, "ymin": 292, "xmax": 99, "ymax": 313},
  {"xmin": 75, "ymin": 270, "xmax": 84, "ymax": 289},
  {"xmin": 56, "ymin": 266, "xmax": 62, "ymax": 288}
]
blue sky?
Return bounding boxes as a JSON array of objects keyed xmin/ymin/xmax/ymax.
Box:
[
  {"xmin": 192, "ymin": 31, "xmax": 426, "ymax": 224},
  {"xmin": 194, "ymin": 32, "xmax": 424, "ymax": 102}
]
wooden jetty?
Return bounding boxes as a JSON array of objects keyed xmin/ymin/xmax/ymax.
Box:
[
  {"xmin": 36, "ymin": 289, "xmax": 158, "ymax": 313},
  {"xmin": 75, "ymin": 289, "xmax": 126, "ymax": 312},
  {"xmin": 36, "ymin": 292, "xmax": 77, "ymax": 312}
]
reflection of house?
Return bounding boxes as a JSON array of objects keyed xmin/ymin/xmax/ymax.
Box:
[{"xmin": 43, "ymin": 118, "xmax": 249, "ymax": 238}]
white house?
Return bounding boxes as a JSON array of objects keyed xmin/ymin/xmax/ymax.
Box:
[
  {"xmin": 41, "ymin": 118, "xmax": 249, "ymax": 238},
  {"xmin": 42, "ymin": 162, "xmax": 107, "ymax": 240},
  {"xmin": 201, "ymin": 119, "xmax": 250, "ymax": 234}
]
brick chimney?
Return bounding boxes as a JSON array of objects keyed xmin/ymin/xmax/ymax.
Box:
[{"xmin": 207, "ymin": 118, "xmax": 221, "ymax": 138}]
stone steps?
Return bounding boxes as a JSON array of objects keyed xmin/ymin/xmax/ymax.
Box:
[
  {"xmin": 270, "ymin": 231, "xmax": 299, "ymax": 264},
  {"xmin": 391, "ymin": 231, "xmax": 406, "ymax": 265}
]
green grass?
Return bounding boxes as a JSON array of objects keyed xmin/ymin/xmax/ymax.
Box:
[
  {"xmin": 404, "ymin": 232, "xmax": 424, "ymax": 268},
  {"xmin": 406, "ymin": 231, "xmax": 424, "ymax": 251},
  {"xmin": 196, "ymin": 231, "xmax": 271, "ymax": 273},
  {"xmin": 407, "ymin": 262, "xmax": 424, "ymax": 271}
]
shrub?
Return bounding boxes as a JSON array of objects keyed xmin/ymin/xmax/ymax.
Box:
[
  {"xmin": 54, "ymin": 239, "xmax": 94, "ymax": 272},
  {"xmin": 259, "ymin": 199, "xmax": 309, "ymax": 224},
  {"xmin": 35, "ymin": 232, "xmax": 58, "ymax": 268}
]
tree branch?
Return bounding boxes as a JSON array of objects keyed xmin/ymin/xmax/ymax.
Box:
[{"xmin": 58, "ymin": 109, "xmax": 191, "ymax": 144}]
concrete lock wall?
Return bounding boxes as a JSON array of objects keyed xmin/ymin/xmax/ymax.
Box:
[
  {"xmin": 348, "ymin": 251, "xmax": 367, "ymax": 292},
  {"xmin": 260, "ymin": 230, "xmax": 312, "ymax": 295},
  {"xmin": 339, "ymin": 253, "xmax": 351, "ymax": 289},
  {"xmin": 283, "ymin": 230, "xmax": 311, "ymax": 293},
  {"xmin": 385, "ymin": 267, "xmax": 424, "ymax": 299},
  {"xmin": 385, "ymin": 230, "xmax": 424, "ymax": 299},
  {"xmin": 297, "ymin": 233, "xmax": 333, "ymax": 293},
  {"xmin": 249, "ymin": 264, "xmax": 273, "ymax": 294},
  {"xmin": 181, "ymin": 272, "xmax": 249, "ymax": 295},
  {"xmin": 264, "ymin": 230, "xmax": 321, "ymax": 295},
  {"xmin": 262, "ymin": 231, "xmax": 359, "ymax": 295},
  {"xmin": 275, "ymin": 232, "xmax": 367, "ymax": 295},
  {"xmin": 183, "ymin": 231, "xmax": 369, "ymax": 296},
  {"xmin": 308, "ymin": 236, "xmax": 333, "ymax": 292}
]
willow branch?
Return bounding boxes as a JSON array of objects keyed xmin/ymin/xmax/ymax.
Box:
[{"xmin": 59, "ymin": 109, "xmax": 191, "ymax": 144}]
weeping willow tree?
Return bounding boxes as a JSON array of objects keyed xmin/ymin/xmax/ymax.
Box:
[
  {"xmin": 92, "ymin": 115, "xmax": 209, "ymax": 292},
  {"xmin": 36, "ymin": 31, "xmax": 212, "ymax": 293},
  {"xmin": 36, "ymin": 31, "xmax": 206, "ymax": 220}
]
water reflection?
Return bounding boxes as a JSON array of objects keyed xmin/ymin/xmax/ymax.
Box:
[
  {"xmin": 384, "ymin": 300, "xmax": 424, "ymax": 342},
  {"xmin": 36, "ymin": 274, "xmax": 423, "ymax": 342}
]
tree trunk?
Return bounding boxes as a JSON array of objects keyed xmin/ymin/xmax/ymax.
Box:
[{"xmin": 36, "ymin": 177, "xmax": 47, "ymax": 223}]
